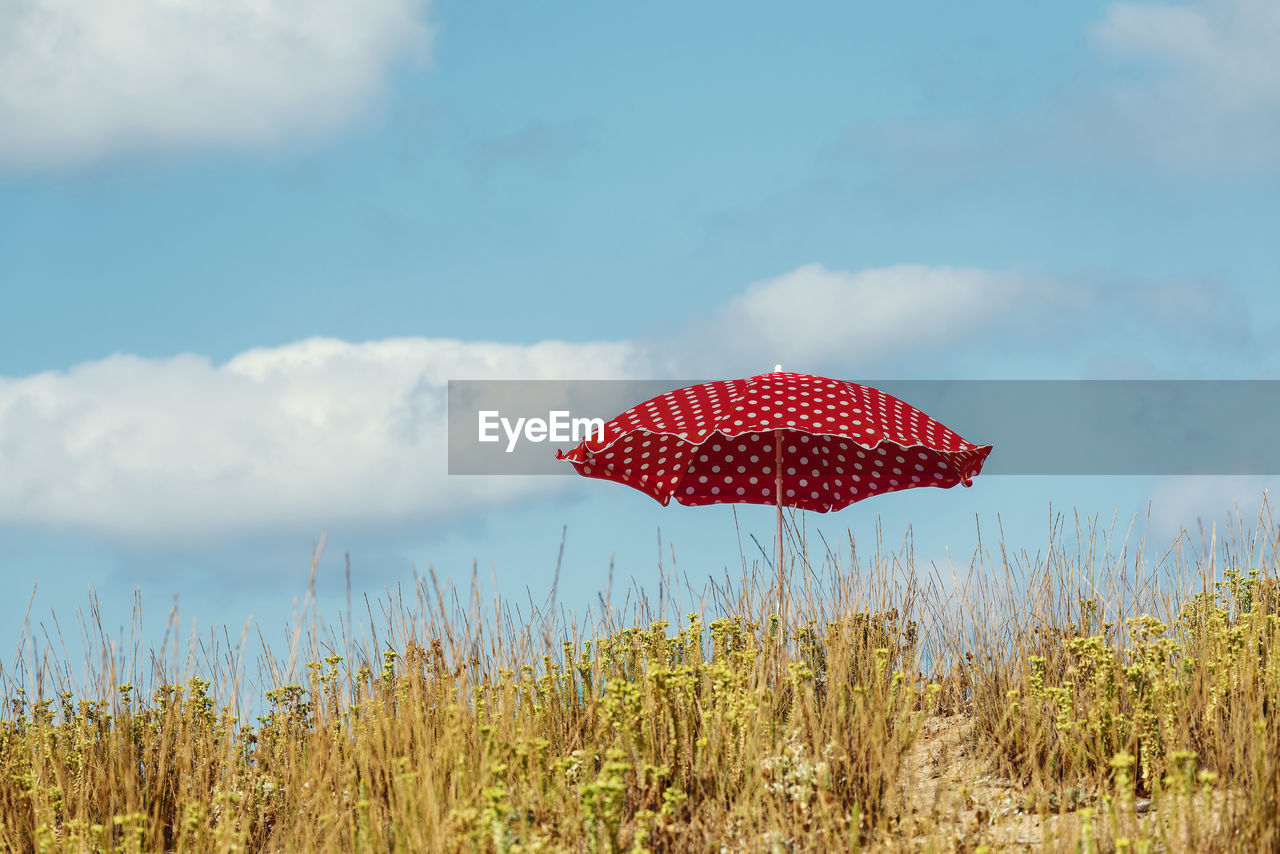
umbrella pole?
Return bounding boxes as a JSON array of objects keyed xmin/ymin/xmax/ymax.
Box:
[{"xmin": 774, "ymin": 428, "xmax": 784, "ymax": 625}]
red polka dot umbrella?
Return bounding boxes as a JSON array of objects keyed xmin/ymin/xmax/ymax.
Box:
[{"xmin": 556, "ymin": 368, "xmax": 992, "ymax": 602}]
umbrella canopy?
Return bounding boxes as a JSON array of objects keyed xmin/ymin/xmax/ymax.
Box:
[
  {"xmin": 556, "ymin": 370, "xmax": 991, "ymax": 510},
  {"xmin": 556, "ymin": 368, "xmax": 992, "ymax": 615}
]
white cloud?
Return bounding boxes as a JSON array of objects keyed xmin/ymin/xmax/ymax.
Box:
[
  {"xmin": 1143, "ymin": 476, "xmax": 1279, "ymax": 548},
  {"xmin": 0, "ymin": 0, "xmax": 432, "ymax": 168},
  {"xmin": 838, "ymin": 0, "xmax": 1280, "ymax": 175},
  {"xmin": 1093, "ymin": 0, "xmax": 1280, "ymax": 112},
  {"xmin": 1084, "ymin": 0, "xmax": 1280, "ymax": 170},
  {"xmin": 670, "ymin": 263, "xmax": 1256, "ymax": 379},
  {"xmin": 723, "ymin": 264, "xmax": 1051, "ymax": 363},
  {"xmin": 677, "ymin": 263, "xmax": 1081, "ymax": 375},
  {"xmin": 0, "ymin": 337, "xmax": 639, "ymax": 545},
  {"xmin": 0, "ymin": 263, "xmax": 1256, "ymax": 549}
]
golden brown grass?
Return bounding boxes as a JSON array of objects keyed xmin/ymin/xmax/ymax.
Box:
[{"xmin": 3, "ymin": 506, "xmax": 1280, "ymax": 852}]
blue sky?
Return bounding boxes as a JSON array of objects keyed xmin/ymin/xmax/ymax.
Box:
[{"xmin": 2, "ymin": 0, "xmax": 1279, "ymax": 688}]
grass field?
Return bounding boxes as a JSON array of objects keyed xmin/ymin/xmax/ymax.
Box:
[{"xmin": 3, "ymin": 508, "xmax": 1279, "ymax": 852}]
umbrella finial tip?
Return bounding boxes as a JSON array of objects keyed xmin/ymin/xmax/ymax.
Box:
[{"xmin": 773, "ymin": 364, "xmax": 783, "ymax": 372}]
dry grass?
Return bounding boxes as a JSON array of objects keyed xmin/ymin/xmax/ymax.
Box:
[{"xmin": 3, "ymin": 505, "xmax": 1280, "ymax": 852}]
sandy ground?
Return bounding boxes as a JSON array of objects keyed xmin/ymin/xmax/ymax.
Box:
[{"xmin": 882, "ymin": 715, "xmax": 1240, "ymax": 852}]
